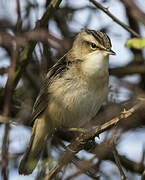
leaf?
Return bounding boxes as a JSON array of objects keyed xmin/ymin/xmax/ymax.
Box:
[{"xmin": 125, "ymin": 37, "xmax": 145, "ymax": 49}]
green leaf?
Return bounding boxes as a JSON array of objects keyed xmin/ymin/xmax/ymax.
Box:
[{"xmin": 125, "ymin": 37, "xmax": 145, "ymax": 49}]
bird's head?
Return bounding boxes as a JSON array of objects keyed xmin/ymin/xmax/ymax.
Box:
[{"xmin": 71, "ymin": 29, "xmax": 116, "ymax": 59}]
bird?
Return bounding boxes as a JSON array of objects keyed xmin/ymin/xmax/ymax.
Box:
[{"xmin": 19, "ymin": 29, "xmax": 115, "ymax": 175}]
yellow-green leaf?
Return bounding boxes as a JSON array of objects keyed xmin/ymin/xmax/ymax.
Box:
[{"xmin": 125, "ymin": 37, "xmax": 145, "ymax": 49}]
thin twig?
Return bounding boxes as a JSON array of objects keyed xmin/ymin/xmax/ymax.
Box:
[
  {"xmin": 89, "ymin": 0, "xmax": 141, "ymax": 38},
  {"xmin": 112, "ymin": 142, "xmax": 126, "ymax": 180},
  {"xmin": 0, "ymin": 31, "xmax": 66, "ymax": 49},
  {"xmin": 70, "ymin": 156, "xmax": 99, "ymax": 180},
  {"xmin": 44, "ymin": 98, "xmax": 145, "ymax": 180},
  {"xmin": 16, "ymin": 0, "xmax": 22, "ymax": 32},
  {"xmin": 91, "ymin": 138, "xmax": 145, "ymax": 175},
  {"xmin": 1, "ymin": 46, "xmax": 19, "ymax": 180},
  {"xmin": 1, "ymin": 125, "xmax": 10, "ymax": 180},
  {"xmin": 1, "ymin": 2, "xmax": 22, "ymax": 177}
]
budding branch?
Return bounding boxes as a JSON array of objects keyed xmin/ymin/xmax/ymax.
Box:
[{"xmin": 44, "ymin": 98, "xmax": 145, "ymax": 180}]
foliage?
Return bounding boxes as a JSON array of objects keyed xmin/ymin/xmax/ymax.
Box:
[{"xmin": 126, "ymin": 37, "xmax": 145, "ymax": 49}]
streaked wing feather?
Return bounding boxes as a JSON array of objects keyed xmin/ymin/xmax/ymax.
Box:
[{"xmin": 32, "ymin": 54, "xmax": 69, "ymax": 121}]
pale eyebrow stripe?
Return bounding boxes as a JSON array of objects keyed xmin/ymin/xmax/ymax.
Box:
[{"xmin": 85, "ymin": 29, "xmax": 112, "ymax": 49}]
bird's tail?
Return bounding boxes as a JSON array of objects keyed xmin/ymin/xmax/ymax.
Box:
[{"xmin": 19, "ymin": 117, "xmax": 50, "ymax": 175}]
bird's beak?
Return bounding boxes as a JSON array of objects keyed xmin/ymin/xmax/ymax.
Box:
[{"xmin": 106, "ymin": 49, "xmax": 116, "ymax": 55}]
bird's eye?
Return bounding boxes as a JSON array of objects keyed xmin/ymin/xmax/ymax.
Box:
[{"xmin": 90, "ymin": 43, "xmax": 98, "ymax": 50}]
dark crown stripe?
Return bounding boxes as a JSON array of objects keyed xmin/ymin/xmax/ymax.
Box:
[
  {"xmin": 85, "ymin": 29, "xmax": 112, "ymax": 49},
  {"xmin": 105, "ymin": 34, "xmax": 112, "ymax": 48},
  {"xmin": 85, "ymin": 29, "xmax": 102, "ymax": 45},
  {"xmin": 90, "ymin": 31, "xmax": 103, "ymax": 45}
]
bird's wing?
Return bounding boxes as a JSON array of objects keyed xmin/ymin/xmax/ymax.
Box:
[{"xmin": 32, "ymin": 54, "xmax": 69, "ymax": 121}]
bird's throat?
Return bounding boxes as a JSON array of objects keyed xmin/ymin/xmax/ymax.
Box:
[{"xmin": 81, "ymin": 52, "xmax": 109, "ymax": 79}]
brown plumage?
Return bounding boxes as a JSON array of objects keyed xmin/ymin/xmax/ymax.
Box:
[{"xmin": 19, "ymin": 29, "xmax": 115, "ymax": 175}]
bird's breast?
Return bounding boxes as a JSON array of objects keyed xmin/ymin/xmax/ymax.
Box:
[{"xmin": 47, "ymin": 71, "xmax": 109, "ymax": 128}]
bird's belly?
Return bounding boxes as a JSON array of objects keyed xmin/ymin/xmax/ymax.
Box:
[
  {"xmin": 47, "ymin": 81, "xmax": 108, "ymax": 128},
  {"xmin": 63, "ymin": 87, "xmax": 108, "ymax": 127}
]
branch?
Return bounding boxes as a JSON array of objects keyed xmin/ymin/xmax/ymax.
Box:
[
  {"xmin": 120, "ymin": 0, "xmax": 145, "ymax": 27},
  {"xmin": 1, "ymin": 45, "xmax": 19, "ymax": 180},
  {"xmin": 16, "ymin": 0, "xmax": 22, "ymax": 32},
  {"xmin": 44, "ymin": 98, "xmax": 145, "ymax": 180},
  {"xmin": 109, "ymin": 65, "xmax": 145, "ymax": 77},
  {"xmin": 112, "ymin": 143, "xmax": 126, "ymax": 180},
  {"xmin": 0, "ymin": 31, "xmax": 68, "ymax": 49},
  {"xmin": 89, "ymin": 139, "xmax": 145, "ymax": 175},
  {"xmin": 89, "ymin": 0, "xmax": 141, "ymax": 38},
  {"xmin": 13, "ymin": 0, "xmax": 62, "ymax": 88}
]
